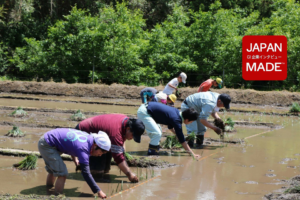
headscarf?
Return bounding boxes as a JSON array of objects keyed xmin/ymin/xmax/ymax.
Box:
[{"xmin": 91, "ymin": 131, "xmax": 111, "ymax": 151}]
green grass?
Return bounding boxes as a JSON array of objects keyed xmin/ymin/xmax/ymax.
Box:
[
  {"xmin": 290, "ymin": 102, "xmax": 300, "ymax": 113},
  {"xmin": 160, "ymin": 135, "xmax": 182, "ymax": 149},
  {"xmin": 13, "ymin": 154, "xmax": 38, "ymax": 170},
  {"xmin": 284, "ymin": 185, "xmax": 300, "ymax": 194},
  {"xmin": 6, "ymin": 125, "xmax": 25, "ymax": 137},
  {"xmin": 70, "ymin": 110, "xmax": 86, "ymax": 121},
  {"xmin": 10, "ymin": 107, "xmax": 27, "ymax": 117}
]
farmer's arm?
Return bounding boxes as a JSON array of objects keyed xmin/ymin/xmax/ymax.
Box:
[
  {"xmin": 81, "ymin": 164, "xmax": 106, "ymax": 198},
  {"xmin": 211, "ymin": 112, "xmax": 220, "ymax": 119},
  {"xmin": 200, "ymin": 105, "xmax": 221, "ymax": 134},
  {"xmin": 123, "ymin": 142, "xmax": 126, "ymax": 151},
  {"xmin": 168, "ymin": 79, "xmax": 178, "ymax": 90},
  {"xmin": 172, "ymin": 121, "xmax": 200, "ymax": 159},
  {"xmin": 71, "ymin": 156, "xmax": 79, "ymax": 166},
  {"xmin": 118, "ymin": 161, "xmax": 138, "ymax": 182},
  {"xmin": 198, "ymin": 85, "xmax": 203, "ymax": 92}
]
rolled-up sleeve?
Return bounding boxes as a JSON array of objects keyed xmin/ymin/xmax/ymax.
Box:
[
  {"xmin": 199, "ymin": 105, "xmax": 214, "ymax": 119},
  {"xmin": 110, "ymin": 134, "xmax": 125, "ymax": 165}
]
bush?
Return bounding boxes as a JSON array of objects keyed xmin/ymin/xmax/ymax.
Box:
[{"xmin": 290, "ymin": 102, "xmax": 300, "ymax": 113}]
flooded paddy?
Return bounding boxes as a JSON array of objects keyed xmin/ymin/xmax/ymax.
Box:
[{"xmin": 0, "ymin": 93, "xmax": 299, "ymax": 199}]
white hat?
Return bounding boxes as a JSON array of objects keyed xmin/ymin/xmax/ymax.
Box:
[
  {"xmin": 91, "ymin": 131, "xmax": 111, "ymax": 151},
  {"xmin": 180, "ymin": 72, "xmax": 187, "ymax": 84}
]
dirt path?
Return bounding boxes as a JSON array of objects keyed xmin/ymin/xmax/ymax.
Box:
[{"xmin": 0, "ymin": 81, "xmax": 300, "ymax": 106}]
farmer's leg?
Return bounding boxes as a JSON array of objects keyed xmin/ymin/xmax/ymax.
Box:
[
  {"xmin": 38, "ymin": 135, "xmax": 68, "ymax": 188},
  {"xmin": 46, "ymin": 173, "xmax": 56, "ymax": 186},
  {"xmin": 55, "ymin": 176, "xmax": 67, "ymax": 195},
  {"xmin": 140, "ymin": 92, "xmax": 146, "ymax": 103},
  {"xmin": 104, "ymin": 152, "xmax": 112, "ymax": 173},
  {"xmin": 196, "ymin": 117, "xmax": 207, "ymax": 145},
  {"xmin": 137, "ymin": 104, "xmax": 161, "ymax": 155}
]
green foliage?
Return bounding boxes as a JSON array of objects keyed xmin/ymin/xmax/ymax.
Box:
[
  {"xmin": 161, "ymin": 135, "xmax": 182, "ymax": 149},
  {"xmin": 10, "ymin": 107, "xmax": 27, "ymax": 117},
  {"xmin": 284, "ymin": 185, "xmax": 300, "ymax": 194},
  {"xmin": 186, "ymin": 132, "xmax": 197, "ymax": 142},
  {"xmin": 290, "ymin": 102, "xmax": 300, "ymax": 113},
  {"xmin": 70, "ymin": 110, "xmax": 86, "ymax": 121},
  {"xmin": 13, "ymin": 154, "xmax": 37, "ymax": 170},
  {"xmin": 6, "ymin": 125, "xmax": 25, "ymax": 137},
  {"xmin": 1, "ymin": 0, "xmax": 300, "ymax": 90},
  {"xmin": 124, "ymin": 152, "xmax": 134, "ymax": 161}
]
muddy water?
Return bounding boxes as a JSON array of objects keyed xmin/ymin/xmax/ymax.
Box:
[
  {"xmin": 0, "ymin": 99, "xmax": 137, "ymax": 114},
  {"xmin": 0, "ymin": 92, "xmax": 291, "ymax": 113},
  {"xmin": 0, "ymin": 97, "xmax": 299, "ymax": 199}
]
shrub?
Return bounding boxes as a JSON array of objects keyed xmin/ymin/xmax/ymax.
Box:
[{"xmin": 290, "ymin": 102, "xmax": 300, "ymax": 113}]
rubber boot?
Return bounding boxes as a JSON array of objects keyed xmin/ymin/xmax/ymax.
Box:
[
  {"xmin": 148, "ymin": 144, "xmax": 160, "ymax": 156},
  {"xmin": 196, "ymin": 135, "xmax": 204, "ymax": 146},
  {"xmin": 186, "ymin": 136, "xmax": 194, "ymax": 148}
]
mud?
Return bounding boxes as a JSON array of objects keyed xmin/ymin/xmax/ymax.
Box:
[
  {"xmin": 114, "ymin": 156, "xmax": 177, "ymax": 168},
  {"xmin": 264, "ymin": 175, "xmax": 300, "ymax": 200},
  {"xmin": 204, "ymin": 137, "xmax": 245, "ymax": 145},
  {"xmin": 1, "ymin": 81, "xmax": 300, "ymax": 106},
  {"xmin": 0, "ymin": 194, "xmax": 70, "ymax": 200}
]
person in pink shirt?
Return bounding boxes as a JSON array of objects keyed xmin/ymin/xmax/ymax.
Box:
[{"xmin": 198, "ymin": 78, "xmax": 223, "ymax": 92}]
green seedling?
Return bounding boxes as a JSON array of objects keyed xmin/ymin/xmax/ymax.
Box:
[
  {"xmin": 13, "ymin": 154, "xmax": 37, "ymax": 170},
  {"xmin": 125, "ymin": 152, "xmax": 134, "ymax": 161},
  {"xmin": 10, "ymin": 107, "xmax": 27, "ymax": 117},
  {"xmin": 161, "ymin": 135, "xmax": 182, "ymax": 149},
  {"xmin": 70, "ymin": 110, "xmax": 86, "ymax": 121},
  {"xmin": 6, "ymin": 125, "xmax": 25, "ymax": 137}
]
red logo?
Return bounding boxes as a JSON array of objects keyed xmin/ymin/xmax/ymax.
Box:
[{"xmin": 242, "ymin": 36, "xmax": 287, "ymax": 81}]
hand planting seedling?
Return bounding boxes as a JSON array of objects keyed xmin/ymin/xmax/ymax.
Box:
[
  {"xmin": 10, "ymin": 107, "xmax": 27, "ymax": 117},
  {"xmin": 6, "ymin": 125, "xmax": 25, "ymax": 137},
  {"xmin": 13, "ymin": 154, "xmax": 38, "ymax": 170},
  {"xmin": 70, "ymin": 110, "xmax": 86, "ymax": 121}
]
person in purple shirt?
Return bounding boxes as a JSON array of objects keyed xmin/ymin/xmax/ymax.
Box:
[{"xmin": 38, "ymin": 128, "xmax": 111, "ymax": 199}]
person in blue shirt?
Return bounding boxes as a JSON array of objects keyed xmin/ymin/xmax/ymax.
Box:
[
  {"xmin": 181, "ymin": 92, "xmax": 231, "ymax": 147},
  {"xmin": 140, "ymin": 87, "xmax": 157, "ymax": 103},
  {"xmin": 137, "ymin": 102, "xmax": 200, "ymax": 158}
]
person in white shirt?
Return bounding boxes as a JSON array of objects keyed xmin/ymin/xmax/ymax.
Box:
[{"xmin": 163, "ymin": 72, "xmax": 187, "ymax": 95}]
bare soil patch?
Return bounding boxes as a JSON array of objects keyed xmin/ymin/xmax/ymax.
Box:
[
  {"xmin": 265, "ymin": 175, "xmax": 300, "ymax": 200},
  {"xmin": 0, "ymin": 81, "xmax": 300, "ymax": 106}
]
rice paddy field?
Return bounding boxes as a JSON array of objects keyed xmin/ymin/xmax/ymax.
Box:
[{"xmin": 0, "ymin": 91, "xmax": 299, "ymax": 200}]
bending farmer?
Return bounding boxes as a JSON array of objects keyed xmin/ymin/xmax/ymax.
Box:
[
  {"xmin": 153, "ymin": 91, "xmax": 177, "ymax": 106},
  {"xmin": 76, "ymin": 114, "xmax": 145, "ymax": 183},
  {"xmin": 140, "ymin": 87, "xmax": 157, "ymax": 103},
  {"xmin": 181, "ymin": 92, "xmax": 231, "ymax": 146},
  {"xmin": 137, "ymin": 102, "xmax": 200, "ymax": 158},
  {"xmin": 163, "ymin": 72, "xmax": 187, "ymax": 95},
  {"xmin": 38, "ymin": 128, "xmax": 111, "ymax": 199},
  {"xmin": 198, "ymin": 78, "xmax": 223, "ymax": 92}
]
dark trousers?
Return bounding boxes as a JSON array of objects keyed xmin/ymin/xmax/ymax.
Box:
[{"xmin": 75, "ymin": 124, "xmax": 112, "ymax": 172}]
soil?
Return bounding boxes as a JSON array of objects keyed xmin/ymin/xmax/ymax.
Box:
[
  {"xmin": 123, "ymin": 156, "xmax": 177, "ymax": 168},
  {"xmin": 204, "ymin": 137, "xmax": 245, "ymax": 145},
  {"xmin": 264, "ymin": 175, "xmax": 300, "ymax": 200},
  {"xmin": 0, "ymin": 194, "xmax": 70, "ymax": 200},
  {"xmin": 0, "ymin": 81, "xmax": 300, "ymax": 106}
]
